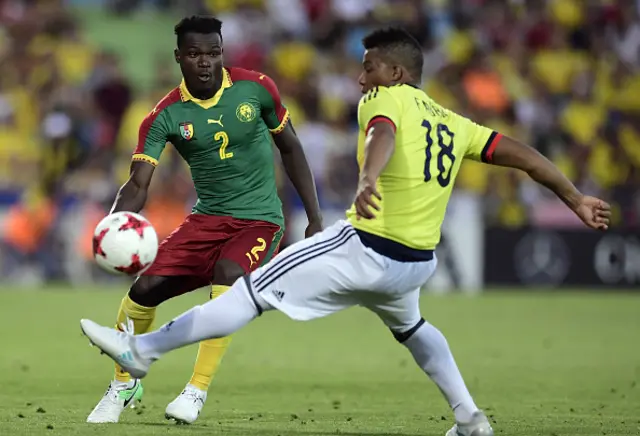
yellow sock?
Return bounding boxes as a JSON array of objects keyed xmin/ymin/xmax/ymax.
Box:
[
  {"xmin": 189, "ymin": 285, "xmax": 232, "ymax": 391},
  {"xmin": 114, "ymin": 295, "xmax": 156, "ymax": 382}
]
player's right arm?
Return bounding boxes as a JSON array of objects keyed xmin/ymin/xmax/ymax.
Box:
[
  {"xmin": 111, "ymin": 108, "xmax": 169, "ymax": 214},
  {"xmin": 110, "ymin": 162, "xmax": 154, "ymax": 214},
  {"xmin": 466, "ymin": 128, "xmax": 611, "ymax": 230},
  {"xmin": 355, "ymin": 87, "xmax": 401, "ymax": 220}
]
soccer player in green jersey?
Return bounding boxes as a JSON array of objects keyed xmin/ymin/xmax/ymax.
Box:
[{"xmin": 87, "ymin": 16, "xmax": 322, "ymax": 424}]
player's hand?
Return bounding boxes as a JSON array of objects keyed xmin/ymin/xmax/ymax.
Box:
[
  {"xmin": 573, "ymin": 195, "xmax": 611, "ymax": 231},
  {"xmin": 305, "ymin": 219, "xmax": 323, "ymax": 238},
  {"xmin": 354, "ymin": 177, "xmax": 381, "ymax": 220}
]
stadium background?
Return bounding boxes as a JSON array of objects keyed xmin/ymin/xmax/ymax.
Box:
[
  {"xmin": 1, "ymin": 1, "xmax": 640, "ymax": 435},
  {"xmin": 0, "ymin": 0, "xmax": 638, "ymax": 289}
]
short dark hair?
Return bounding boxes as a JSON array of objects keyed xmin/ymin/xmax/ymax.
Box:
[
  {"xmin": 362, "ymin": 27, "xmax": 424, "ymax": 79},
  {"xmin": 174, "ymin": 16, "xmax": 223, "ymax": 48}
]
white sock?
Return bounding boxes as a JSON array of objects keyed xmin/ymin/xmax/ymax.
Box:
[
  {"xmin": 135, "ymin": 280, "xmax": 260, "ymax": 360},
  {"xmin": 402, "ymin": 321, "xmax": 479, "ymax": 423}
]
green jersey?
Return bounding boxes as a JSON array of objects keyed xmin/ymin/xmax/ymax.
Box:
[{"xmin": 133, "ymin": 67, "xmax": 289, "ymax": 227}]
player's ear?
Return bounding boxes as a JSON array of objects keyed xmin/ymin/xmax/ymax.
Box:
[
  {"xmin": 391, "ymin": 65, "xmax": 403, "ymax": 83},
  {"xmin": 174, "ymin": 48, "xmax": 180, "ymax": 64}
]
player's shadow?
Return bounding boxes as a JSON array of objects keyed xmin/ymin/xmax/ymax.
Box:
[
  {"xmin": 228, "ymin": 429, "xmax": 430, "ymax": 436},
  {"xmin": 290, "ymin": 433, "xmax": 429, "ymax": 436},
  {"xmin": 139, "ymin": 422, "xmax": 431, "ymax": 435}
]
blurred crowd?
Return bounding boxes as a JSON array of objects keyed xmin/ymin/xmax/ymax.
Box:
[{"xmin": 0, "ymin": 0, "xmax": 639, "ymax": 284}]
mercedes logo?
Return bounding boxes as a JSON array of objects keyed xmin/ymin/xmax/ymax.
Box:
[{"xmin": 514, "ymin": 231, "xmax": 570, "ymax": 286}]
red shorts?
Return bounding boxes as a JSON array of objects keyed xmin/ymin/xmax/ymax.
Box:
[{"xmin": 143, "ymin": 214, "xmax": 283, "ymax": 287}]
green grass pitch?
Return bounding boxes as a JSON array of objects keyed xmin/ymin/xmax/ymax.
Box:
[{"xmin": 0, "ymin": 287, "xmax": 638, "ymax": 435}]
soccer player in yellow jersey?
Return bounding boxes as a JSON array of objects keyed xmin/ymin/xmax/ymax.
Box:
[{"xmin": 81, "ymin": 28, "xmax": 611, "ymax": 436}]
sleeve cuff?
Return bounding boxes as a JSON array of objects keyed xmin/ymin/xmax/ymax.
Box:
[
  {"xmin": 366, "ymin": 116, "xmax": 396, "ymax": 134},
  {"xmin": 269, "ymin": 109, "xmax": 290, "ymax": 135},
  {"xmin": 132, "ymin": 153, "xmax": 159, "ymax": 166}
]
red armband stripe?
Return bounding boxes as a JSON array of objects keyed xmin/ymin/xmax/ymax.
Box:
[
  {"xmin": 481, "ymin": 131, "xmax": 503, "ymax": 163},
  {"xmin": 134, "ymin": 87, "xmax": 181, "ymax": 155},
  {"xmin": 366, "ymin": 116, "xmax": 396, "ymax": 134}
]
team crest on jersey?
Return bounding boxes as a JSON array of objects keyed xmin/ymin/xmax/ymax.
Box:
[
  {"xmin": 179, "ymin": 122, "xmax": 194, "ymax": 140},
  {"xmin": 236, "ymin": 103, "xmax": 256, "ymax": 123}
]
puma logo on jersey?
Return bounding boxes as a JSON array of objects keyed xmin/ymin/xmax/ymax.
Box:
[
  {"xmin": 207, "ymin": 115, "xmax": 224, "ymax": 127},
  {"xmin": 259, "ymin": 74, "xmax": 265, "ymax": 80}
]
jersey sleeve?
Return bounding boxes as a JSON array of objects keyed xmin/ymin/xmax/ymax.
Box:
[
  {"xmin": 459, "ymin": 114, "xmax": 503, "ymax": 163},
  {"xmin": 257, "ymin": 74, "xmax": 290, "ymax": 134},
  {"xmin": 132, "ymin": 108, "xmax": 170, "ymax": 166},
  {"xmin": 357, "ymin": 86, "xmax": 401, "ymax": 133}
]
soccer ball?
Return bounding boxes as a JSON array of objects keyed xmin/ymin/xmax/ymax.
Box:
[{"xmin": 92, "ymin": 211, "xmax": 158, "ymax": 276}]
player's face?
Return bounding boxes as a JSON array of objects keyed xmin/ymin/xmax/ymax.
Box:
[
  {"xmin": 175, "ymin": 32, "xmax": 223, "ymax": 97},
  {"xmin": 359, "ymin": 49, "xmax": 395, "ymax": 93}
]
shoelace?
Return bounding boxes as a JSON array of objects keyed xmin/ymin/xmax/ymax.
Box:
[
  {"xmin": 119, "ymin": 317, "xmax": 135, "ymax": 335},
  {"xmin": 95, "ymin": 383, "xmax": 127, "ymax": 411},
  {"xmin": 183, "ymin": 389, "xmax": 205, "ymax": 405}
]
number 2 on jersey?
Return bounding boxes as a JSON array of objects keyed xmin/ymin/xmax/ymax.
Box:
[
  {"xmin": 214, "ymin": 131, "xmax": 233, "ymax": 160},
  {"xmin": 421, "ymin": 120, "xmax": 456, "ymax": 187}
]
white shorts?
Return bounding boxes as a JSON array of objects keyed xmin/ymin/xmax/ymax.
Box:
[{"xmin": 243, "ymin": 220, "xmax": 437, "ymax": 333}]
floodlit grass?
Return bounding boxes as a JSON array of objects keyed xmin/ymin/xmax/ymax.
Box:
[{"xmin": 0, "ymin": 287, "xmax": 638, "ymax": 435}]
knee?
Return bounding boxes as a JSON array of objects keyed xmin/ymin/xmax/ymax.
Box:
[
  {"xmin": 129, "ymin": 276, "xmax": 161, "ymax": 307},
  {"xmin": 391, "ymin": 318, "xmax": 426, "ymax": 344},
  {"xmin": 213, "ymin": 260, "xmax": 245, "ymax": 286}
]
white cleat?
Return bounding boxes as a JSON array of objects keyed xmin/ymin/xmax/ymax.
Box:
[
  {"xmin": 86, "ymin": 379, "xmax": 144, "ymax": 423},
  {"xmin": 446, "ymin": 411, "xmax": 494, "ymax": 436},
  {"xmin": 165, "ymin": 384, "xmax": 207, "ymax": 424},
  {"xmin": 80, "ymin": 318, "xmax": 152, "ymax": 379}
]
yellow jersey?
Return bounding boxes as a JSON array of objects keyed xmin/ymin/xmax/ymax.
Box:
[{"xmin": 346, "ymin": 84, "xmax": 501, "ymax": 253}]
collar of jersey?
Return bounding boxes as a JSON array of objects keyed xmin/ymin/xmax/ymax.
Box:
[{"xmin": 179, "ymin": 68, "xmax": 233, "ymax": 109}]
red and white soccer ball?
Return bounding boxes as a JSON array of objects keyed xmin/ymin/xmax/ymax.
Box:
[{"xmin": 92, "ymin": 212, "xmax": 159, "ymax": 276}]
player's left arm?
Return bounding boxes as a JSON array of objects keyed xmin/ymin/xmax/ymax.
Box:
[
  {"xmin": 491, "ymin": 136, "xmax": 611, "ymax": 230},
  {"xmin": 258, "ymin": 75, "xmax": 323, "ymax": 235},
  {"xmin": 463, "ymin": 118, "xmax": 610, "ymax": 230},
  {"xmin": 272, "ymin": 123, "xmax": 323, "ymax": 234}
]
